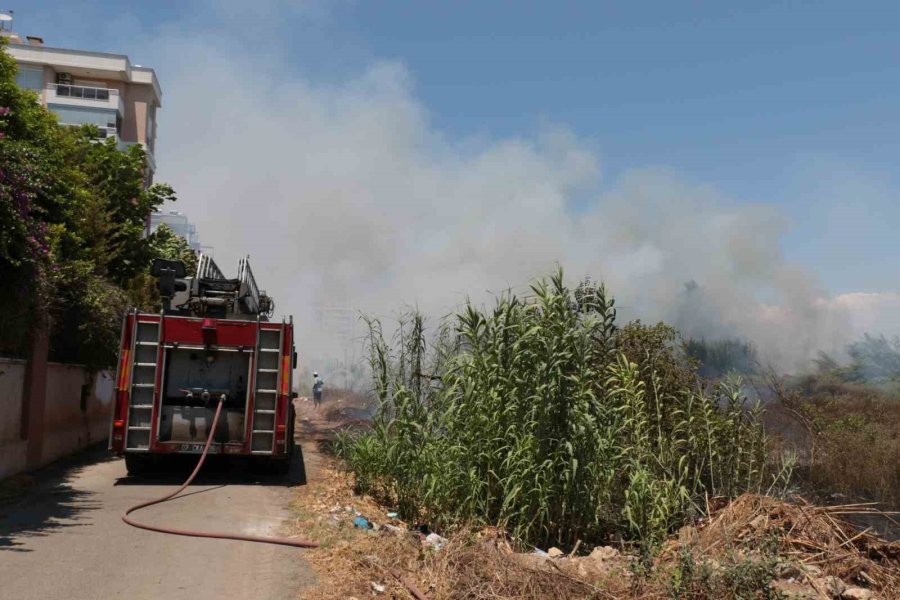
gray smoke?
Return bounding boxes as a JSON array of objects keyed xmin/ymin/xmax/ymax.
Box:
[{"xmin": 115, "ymin": 3, "xmax": 898, "ymax": 376}]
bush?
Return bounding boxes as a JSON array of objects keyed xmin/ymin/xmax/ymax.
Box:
[
  {"xmin": 340, "ymin": 270, "xmax": 780, "ymax": 551},
  {"xmin": 846, "ymin": 334, "xmax": 900, "ymax": 383},
  {"xmin": 683, "ymin": 337, "xmax": 758, "ymax": 379}
]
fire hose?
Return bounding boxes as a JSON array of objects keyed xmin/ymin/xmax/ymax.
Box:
[
  {"xmin": 122, "ymin": 395, "xmax": 318, "ymax": 548},
  {"xmin": 121, "ymin": 396, "xmax": 430, "ymax": 600}
]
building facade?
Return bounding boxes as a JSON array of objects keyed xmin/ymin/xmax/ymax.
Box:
[
  {"xmin": 149, "ymin": 211, "xmax": 203, "ymax": 252},
  {"xmin": 4, "ymin": 32, "xmax": 162, "ymax": 181}
]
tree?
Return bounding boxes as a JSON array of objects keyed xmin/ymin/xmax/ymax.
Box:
[
  {"xmin": 0, "ymin": 38, "xmax": 72, "ymax": 354},
  {"xmin": 126, "ymin": 224, "xmax": 199, "ymax": 312},
  {"xmin": 147, "ymin": 224, "xmax": 198, "ymax": 276},
  {"xmin": 0, "ymin": 40, "xmax": 178, "ymax": 367}
]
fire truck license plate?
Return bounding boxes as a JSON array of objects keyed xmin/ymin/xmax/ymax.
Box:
[{"xmin": 179, "ymin": 443, "xmax": 217, "ymax": 453}]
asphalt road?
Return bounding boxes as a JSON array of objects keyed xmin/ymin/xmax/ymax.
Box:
[{"xmin": 0, "ymin": 447, "xmax": 315, "ymax": 599}]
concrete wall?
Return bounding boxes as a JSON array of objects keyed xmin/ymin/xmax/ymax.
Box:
[
  {"xmin": 0, "ymin": 358, "xmax": 114, "ymax": 480},
  {"xmin": 121, "ymin": 84, "xmax": 155, "ymax": 145},
  {"xmin": 0, "ymin": 359, "xmax": 28, "ymax": 479}
]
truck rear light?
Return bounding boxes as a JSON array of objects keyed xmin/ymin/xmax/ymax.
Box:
[
  {"xmin": 276, "ymin": 424, "xmax": 286, "ymax": 433},
  {"xmin": 202, "ymin": 318, "xmax": 217, "ymax": 345},
  {"xmin": 113, "ymin": 420, "xmax": 125, "ymax": 442}
]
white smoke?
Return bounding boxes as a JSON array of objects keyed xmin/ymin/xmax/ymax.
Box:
[{"xmin": 113, "ymin": 3, "xmax": 898, "ymax": 375}]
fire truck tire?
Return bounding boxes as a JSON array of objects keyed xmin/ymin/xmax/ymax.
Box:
[{"xmin": 125, "ymin": 454, "xmax": 151, "ymax": 476}]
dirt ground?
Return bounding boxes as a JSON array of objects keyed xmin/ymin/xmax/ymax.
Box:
[{"xmin": 295, "ymin": 389, "xmax": 375, "ymax": 442}]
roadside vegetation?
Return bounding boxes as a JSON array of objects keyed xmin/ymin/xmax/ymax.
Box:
[
  {"xmin": 673, "ymin": 331, "xmax": 900, "ymax": 518},
  {"xmin": 339, "ymin": 271, "xmax": 789, "ymax": 552},
  {"xmin": 0, "ymin": 41, "xmax": 190, "ymax": 368},
  {"xmin": 683, "ymin": 337, "xmax": 758, "ymax": 379},
  {"xmin": 768, "ymin": 334, "xmax": 900, "ymax": 509},
  {"xmin": 324, "ymin": 271, "xmax": 900, "ymax": 598},
  {"xmin": 299, "ymin": 435, "xmax": 898, "ymax": 600}
]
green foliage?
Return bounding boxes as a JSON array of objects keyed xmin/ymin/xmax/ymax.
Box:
[
  {"xmin": 618, "ymin": 321, "xmax": 699, "ymax": 396},
  {"xmin": 813, "ymin": 334, "xmax": 900, "ymax": 386},
  {"xmin": 683, "ymin": 338, "xmax": 758, "ymax": 379},
  {"xmin": 147, "ymin": 224, "xmax": 198, "ymax": 276},
  {"xmin": 845, "ymin": 334, "xmax": 900, "ymax": 383},
  {"xmin": 50, "ymin": 266, "xmax": 128, "ymax": 368},
  {"xmin": 0, "ymin": 39, "xmax": 71, "ymax": 353},
  {"xmin": 340, "ymin": 269, "xmax": 780, "ymax": 551},
  {"xmin": 70, "ymin": 134, "xmax": 176, "ymax": 286},
  {"xmin": 0, "ymin": 40, "xmax": 176, "ymax": 366},
  {"xmin": 124, "ymin": 223, "xmax": 198, "ymax": 313}
]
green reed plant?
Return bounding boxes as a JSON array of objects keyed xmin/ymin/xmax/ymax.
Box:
[{"xmin": 339, "ymin": 269, "xmax": 785, "ymax": 551}]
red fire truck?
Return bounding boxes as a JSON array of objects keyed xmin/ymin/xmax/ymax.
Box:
[{"xmin": 109, "ymin": 254, "xmax": 297, "ymax": 475}]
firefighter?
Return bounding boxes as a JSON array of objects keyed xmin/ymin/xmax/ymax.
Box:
[{"xmin": 312, "ymin": 371, "xmax": 324, "ymax": 408}]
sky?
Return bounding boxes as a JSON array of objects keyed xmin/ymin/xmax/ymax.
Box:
[{"xmin": 10, "ymin": 0, "xmax": 900, "ymax": 369}]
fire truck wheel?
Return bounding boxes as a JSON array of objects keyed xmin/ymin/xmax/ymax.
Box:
[{"xmin": 124, "ymin": 454, "xmax": 151, "ymax": 476}]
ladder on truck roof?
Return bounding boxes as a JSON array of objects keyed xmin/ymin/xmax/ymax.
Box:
[
  {"xmin": 191, "ymin": 253, "xmax": 268, "ymax": 317},
  {"xmin": 196, "ymin": 253, "xmax": 226, "ymax": 281},
  {"xmin": 237, "ymin": 256, "xmax": 262, "ymax": 314}
]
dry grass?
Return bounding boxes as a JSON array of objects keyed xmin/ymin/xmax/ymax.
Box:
[
  {"xmin": 294, "ymin": 391, "xmax": 374, "ymax": 443},
  {"xmin": 290, "ymin": 445, "xmax": 900, "ymax": 599},
  {"xmin": 765, "ymin": 372, "xmax": 900, "ymax": 508},
  {"xmin": 659, "ymin": 494, "xmax": 900, "ymax": 600},
  {"xmin": 678, "ymin": 494, "xmax": 900, "ymax": 594}
]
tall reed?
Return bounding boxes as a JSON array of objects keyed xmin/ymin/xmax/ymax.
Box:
[{"xmin": 340, "ymin": 269, "xmax": 784, "ymax": 550}]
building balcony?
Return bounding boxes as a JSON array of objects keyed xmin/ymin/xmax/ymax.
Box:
[{"xmin": 45, "ymin": 83, "xmax": 124, "ymax": 116}]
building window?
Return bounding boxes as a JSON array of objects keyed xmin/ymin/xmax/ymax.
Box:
[
  {"xmin": 14, "ymin": 66, "xmax": 43, "ymax": 91},
  {"xmin": 47, "ymin": 104, "xmax": 118, "ymax": 136},
  {"xmin": 55, "ymin": 85, "xmax": 110, "ymax": 100}
]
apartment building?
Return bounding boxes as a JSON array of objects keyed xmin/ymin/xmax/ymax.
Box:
[
  {"xmin": 4, "ymin": 30, "xmax": 162, "ymax": 181},
  {"xmin": 150, "ymin": 211, "xmax": 203, "ymax": 252}
]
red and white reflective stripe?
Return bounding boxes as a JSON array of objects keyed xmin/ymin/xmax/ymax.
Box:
[{"xmin": 280, "ymin": 356, "xmax": 290, "ymax": 396}]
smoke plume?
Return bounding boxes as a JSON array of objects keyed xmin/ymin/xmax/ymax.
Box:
[{"xmin": 117, "ymin": 3, "xmax": 899, "ymax": 375}]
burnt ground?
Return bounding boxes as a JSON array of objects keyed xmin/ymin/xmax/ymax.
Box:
[{"xmin": 295, "ymin": 389, "xmax": 375, "ymax": 442}]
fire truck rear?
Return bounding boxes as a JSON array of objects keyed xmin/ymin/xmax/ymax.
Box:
[{"xmin": 110, "ymin": 254, "xmax": 297, "ymax": 475}]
